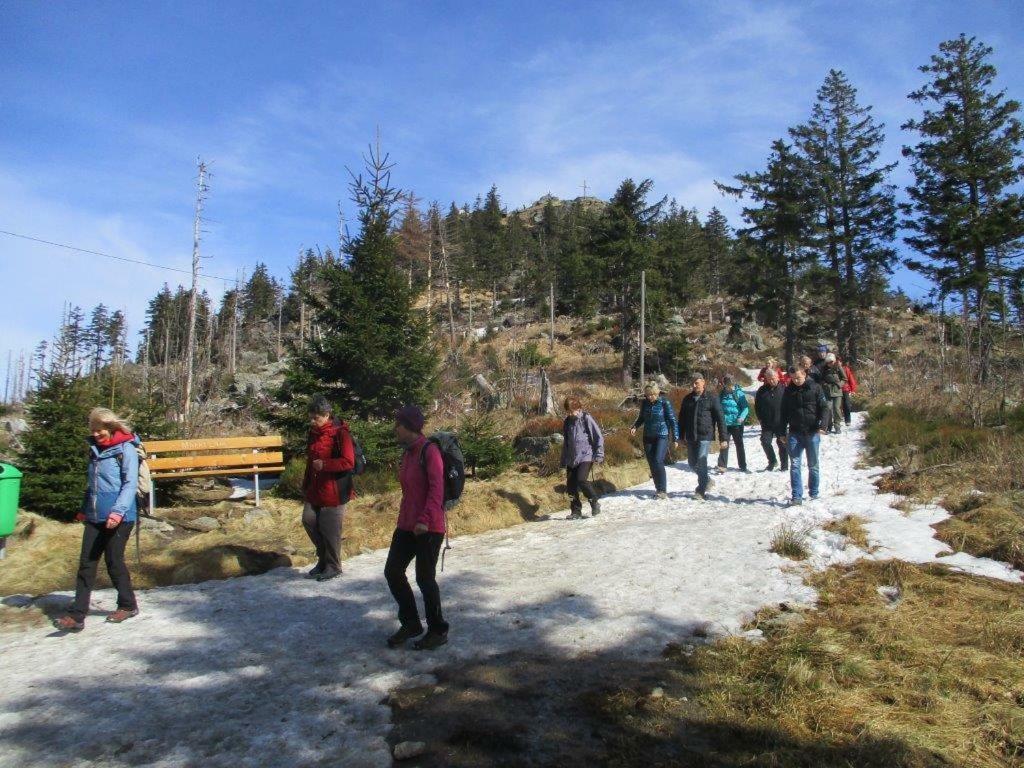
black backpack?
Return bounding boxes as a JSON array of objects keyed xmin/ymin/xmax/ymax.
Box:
[
  {"xmin": 419, "ymin": 431, "xmax": 466, "ymax": 571},
  {"xmin": 331, "ymin": 422, "xmax": 366, "ymax": 501},
  {"xmin": 419, "ymin": 431, "xmax": 466, "ymax": 510}
]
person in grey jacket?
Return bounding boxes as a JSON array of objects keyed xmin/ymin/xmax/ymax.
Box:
[{"xmin": 560, "ymin": 395, "xmax": 605, "ymax": 519}]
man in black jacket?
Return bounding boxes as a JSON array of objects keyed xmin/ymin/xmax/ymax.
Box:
[
  {"xmin": 754, "ymin": 368, "xmax": 788, "ymax": 472},
  {"xmin": 780, "ymin": 366, "xmax": 828, "ymax": 505},
  {"xmin": 679, "ymin": 374, "xmax": 729, "ymax": 499}
]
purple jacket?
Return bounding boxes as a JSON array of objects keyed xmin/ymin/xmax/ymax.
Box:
[{"xmin": 560, "ymin": 413, "xmax": 605, "ymax": 468}]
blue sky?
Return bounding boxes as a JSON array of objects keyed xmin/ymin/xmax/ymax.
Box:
[{"xmin": 2, "ymin": 0, "xmax": 1022, "ymax": 367}]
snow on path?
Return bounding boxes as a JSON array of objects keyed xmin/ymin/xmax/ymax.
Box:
[{"xmin": 0, "ymin": 414, "xmax": 1018, "ymax": 767}]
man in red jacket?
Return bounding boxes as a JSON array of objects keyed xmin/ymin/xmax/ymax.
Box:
[
  {"xmin": 841, "ymin": 360, "xmax": 859, "ymax": 426},
  {"xmin": 385, "ymin": 404, "xmax": 449, "ymax": 651},
  {"xmin": 302, "ymin": 395, "xmax": 355, "ymax": 582}
]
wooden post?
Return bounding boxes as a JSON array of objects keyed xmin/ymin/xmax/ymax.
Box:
[
  {"xmin": 549, "ymin": 282, "xmax": 555, "ymax": 353},
  {"xmin": 639, "ymin": 270, "xmax": 646, "ymax": 388}
]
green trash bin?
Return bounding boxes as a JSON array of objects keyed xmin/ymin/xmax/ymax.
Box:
[{"xmin": 0, "ymin": 462, "xmax": 23, "ymax": 540}]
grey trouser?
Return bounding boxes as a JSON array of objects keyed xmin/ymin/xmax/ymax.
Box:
[{"xmin": 302, "ymin": 503, "xmax": 346, "ymax": 574}]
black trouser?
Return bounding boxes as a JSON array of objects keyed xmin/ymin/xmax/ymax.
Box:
[
  {"xmin": 760, "ymin": 428, "xmax": 789, "ymax": 469},
  {"xmin": 302, "ymin": 503, "xmax": 345, "ymax": 574},
  {"xmin": 71, "ymin": 521, "xmax": 137, "ymax": 620},
  {"xmin": 566, "ymin": 462, "xmax": 597, "ymax": 512},
  {"xmin": 717, "ymin": 425, "xmax": 747, "ymax": 470},
  {"xmin": 842, "ymin": 392, "xmax": 853, "ymax": 425},
  {"xmin": 384, "ymin": 529, "xmax": 448, "ymax": 634}
]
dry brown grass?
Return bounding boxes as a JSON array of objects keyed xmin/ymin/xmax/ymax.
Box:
[
  {"xmin": 823, "ymin": 515, "xmax": 872, "ymax": 550},
  {"xmin": 936, "ymin": 493, "xmax": 1024, "ymax": 571},
  {"xmin": 593, "ymin": 560, "xmax": 1024, "ymax": 767}
]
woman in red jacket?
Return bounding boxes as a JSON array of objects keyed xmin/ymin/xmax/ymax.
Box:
[
  {"xmin": 302, "ymin": 395, "xmax": 355, "ymax": 581},
  {"xmin": 841, "ymin": 361, "xmax": 858, "ymax": 426}
]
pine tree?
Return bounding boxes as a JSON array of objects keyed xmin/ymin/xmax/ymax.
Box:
[
  {"xmin": 703, "ymin": 207, "xmax": 732, "ymax": 298},
  {"xmin": 792, "ymin": 69, "xmax": 897, "ymax": 362},
  {"xmin": 19, "ymin": 371, "xmax": 96, "ymax": 520},
  {"xmin": 280, "ymin": 144, "xmax": 437, "ymax": 426},
  {"xmin": 86, "ymin": 304, "xmax": 110, "ymax": 375},
  {"xmin": 395, "ymin": 197, "xmax": 430, "ymax": 290},
  {"xmin": 593, "ymin": 178, "xmax": 665, "ymax": 385},
  {"xmin": 242, "ymin": 263, "xmax": 279, "ymax": 325},
  {"xmin": 718, "ymin": 140, "xmax": 819, "ymax": 366},
  {"xmin": 902, "ymin": 35, "xmax": 1024, "ymax": 382}
]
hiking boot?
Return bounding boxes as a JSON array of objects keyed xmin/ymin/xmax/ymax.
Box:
[
  {"xmin": 787, "ymin": 498, "xmax": 803, "ymax": 507},
  {"xmin": 714, "ymin": 466, "xmax": 726, "ymax": 475},
  {"xmin": 387, "ymin": 624, "xmax": 424, "ymax": 648},
  {"xmin": 413, "ymin": 630, "xmax": 449, "ymax": 651},
  {"xmin": 695, "ymin": 489, "xmax": 706, "ymax": 500},
  {"xmin": 655, "ymin": 491, "xmax": 668, "ymax": 500},
  {"xmin": 568, "ymin": 511, "xmax": 583, "ymax": 520},
  {"xmin": 765, "ymin": 462, "xmax": 776, "ymax": 472},
  {"xmin": 589, "ymin": 500, "xmax": 601, "ymax": 516},
  {"xmin": 316, "ymin": 569, "xmax": 342, "ymax": 582},
  {"xmin": 741, "ymin": 467, "xmax": 751, "ymax": 474},
  {"xmin": 106, "ymin": 608, "xmax": 139, "ymax": 624},
  {"xmin": 53, "ymin": 615, "xmax": 84, "ymax": 632},
  {"xmin": 306, "ymin": 563, "xmax": 324, "ymax": 579}
]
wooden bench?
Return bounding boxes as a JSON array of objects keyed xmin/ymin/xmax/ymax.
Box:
[{"xmin": 144, "ymin": 435, "xmax": 285, "ymax": 514}]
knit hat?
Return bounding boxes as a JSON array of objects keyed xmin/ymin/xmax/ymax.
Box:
[
  {"xmin": 395, "ymin": 405, "xmax": 425, "ymax": 433},
  {"xmin": 817, "ymin": 344, "xmax": 829, "ymax": 354}
]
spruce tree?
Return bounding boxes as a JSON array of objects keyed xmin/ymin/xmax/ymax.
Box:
[
  {"xmin": 19, "ymin": 371, "xmax": 96, "ymax": 520},
  {"xmin": 280, "ymin": 146, "xmax": 437, "ymax": 425},
  {"xmin": 792, "ymin": 69, "xmax": 897, "ymax": 362},
  {"xmin": 902, "ymin": 35, "xmax": 1024, "ymax": 382},
  {"xmin": 593, "ymin": 178, "xmax": 665, "ymax": 386},
  {"xmin": 718, "ymin": 140, "xmax": 819, "ymax": 366}
]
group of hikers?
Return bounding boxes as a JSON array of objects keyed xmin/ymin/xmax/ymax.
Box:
[{"xmin": 51, "ymin": 344, "xmax": 857, "ymax": 655}]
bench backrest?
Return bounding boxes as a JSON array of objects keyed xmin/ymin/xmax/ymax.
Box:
[{"xmin": 145, "ymin": 435, "xmax": 285, "ymax": 480}]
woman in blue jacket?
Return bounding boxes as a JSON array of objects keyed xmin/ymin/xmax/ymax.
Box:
[
  {"xmin": 630, "ymin": 383, "xmax": 679, "ymax": 499},
  {"xmin": 715, "ymin": 374, "xmax": 750, "ymax": 473},
  {"xmin": 54, "ymin": 408, "xmax": 141, "ymax": 632}
]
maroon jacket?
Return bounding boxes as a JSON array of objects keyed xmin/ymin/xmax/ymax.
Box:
[
  {"xmin": 397, "ymin": 435, "xmax": 446, "ymax": 534},
  {"xmin": 302, "ymin": 420, "xmax": 355, "ymax": 506}
]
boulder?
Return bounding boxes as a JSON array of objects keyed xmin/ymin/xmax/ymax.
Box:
[
  {"xmin": 514, "ymin": 436, "xmax": 555, "ymax": 458},
  {"xmin": 244, "ymin": 508, "xmax": 272, "ymax": 524},
  {"xmin": 183, "ymin": 516, "xmax": 221, "ymax": 532},
  {"xmin": 393, "ymin": 741, "xmax": 428, "ymax": 761},
  {"xmin": 140, "ymin": 517, "xmax": 175, "ymax": 533}
]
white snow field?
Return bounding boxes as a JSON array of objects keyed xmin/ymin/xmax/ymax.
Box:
[{"xmin": 0, "ymin": 413, "xmax": 1019, "ymax": 767}]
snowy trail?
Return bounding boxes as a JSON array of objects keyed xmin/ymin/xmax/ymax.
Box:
[{"xmin": 0, "ymin": 414, "xmax": 1018, "ymax": 767}]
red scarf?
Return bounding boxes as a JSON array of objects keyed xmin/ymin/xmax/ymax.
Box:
[{"xmin": 96, "ymin": 430, "xmax": 134, "ymax": 450}]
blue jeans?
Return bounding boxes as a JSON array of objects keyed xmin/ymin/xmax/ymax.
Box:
[
  {"xmin": 787, "ymin": 433, "xmax": 820, "ymax": 500},
  {"xmin": 687, "ymin": 440, "xmax": 712, "ymax": 493},
  {"xmin": 644, "ymin": 436, "xmax": 669, "ymax": 493}
]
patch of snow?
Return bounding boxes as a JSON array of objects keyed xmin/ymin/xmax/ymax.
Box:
[
  {"xmin": 227, "ymin": 475, "xmax": 280, "ymax": 500},
  {"xmin": 0, "ymin": 414, "xmax": 1018, "ymax": 766}
]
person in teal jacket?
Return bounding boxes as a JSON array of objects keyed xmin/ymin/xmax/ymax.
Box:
[
  {"xmin": 630, "ymin": 382, "xmax": 679, "ymax": 499},
  {"xmin": 716, "ymin": 374, "xmax": 750, "ymax": 473},
  {"xmin": 54, "ymin": 407, "xmax": 140, "ymax": 632}
]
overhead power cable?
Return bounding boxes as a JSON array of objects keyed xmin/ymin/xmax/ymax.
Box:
[{"xmin": 0, "ymin": 228, "xmax": 237, "ymax": 283}]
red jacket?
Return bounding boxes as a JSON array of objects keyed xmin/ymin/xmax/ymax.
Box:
[
  {"xmin": 397, "ymin": 436, "xmax": 446, "ymax": 534},
  {"xmin": 842, "ymin": 365, "xmax": 858, "ymax": 394},
  {"xmin": 302, "ymin": 420, "xmax": 355, "ymax": 506},
  {"xmin": 757, "ymin": 366, "xmax": 790, "ymax": 386}
]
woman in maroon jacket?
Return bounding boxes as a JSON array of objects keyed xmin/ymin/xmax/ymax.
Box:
[{"xmin": 302, "ymin": 395, "xmax": 355, "ymax": 581}]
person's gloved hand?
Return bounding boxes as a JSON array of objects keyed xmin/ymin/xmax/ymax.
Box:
[
  {"xmin": 106, "ymin": 512, "xmax": 124, "ymax": 529},
  {"xmin": 74, "ymin": 512, "xmax": 86, "ymax": 523}
]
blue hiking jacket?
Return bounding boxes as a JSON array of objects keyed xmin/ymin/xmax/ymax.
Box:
[
  {"xmin": 720, "ymin": 385, "xmax": 750, "ymax": 428},
  {"xmin": 82, "ymin": 435, "xmax": 140, "ymax": 524},
  {"xmin": 633, "ymin": 396, "xmax": 680, "ymax": 441}
]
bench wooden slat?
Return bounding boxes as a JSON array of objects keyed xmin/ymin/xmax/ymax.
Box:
[
  {"xmin": 148, "ymin": 451, "xmax": 285, "ymax": 472},
  {"xmin": 145, "ymin": 436, "xmax": 283, "ymax": 453},
  {"xmin": 149, "ymin": 465, "xmax": 287, "ymax": 480}
]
